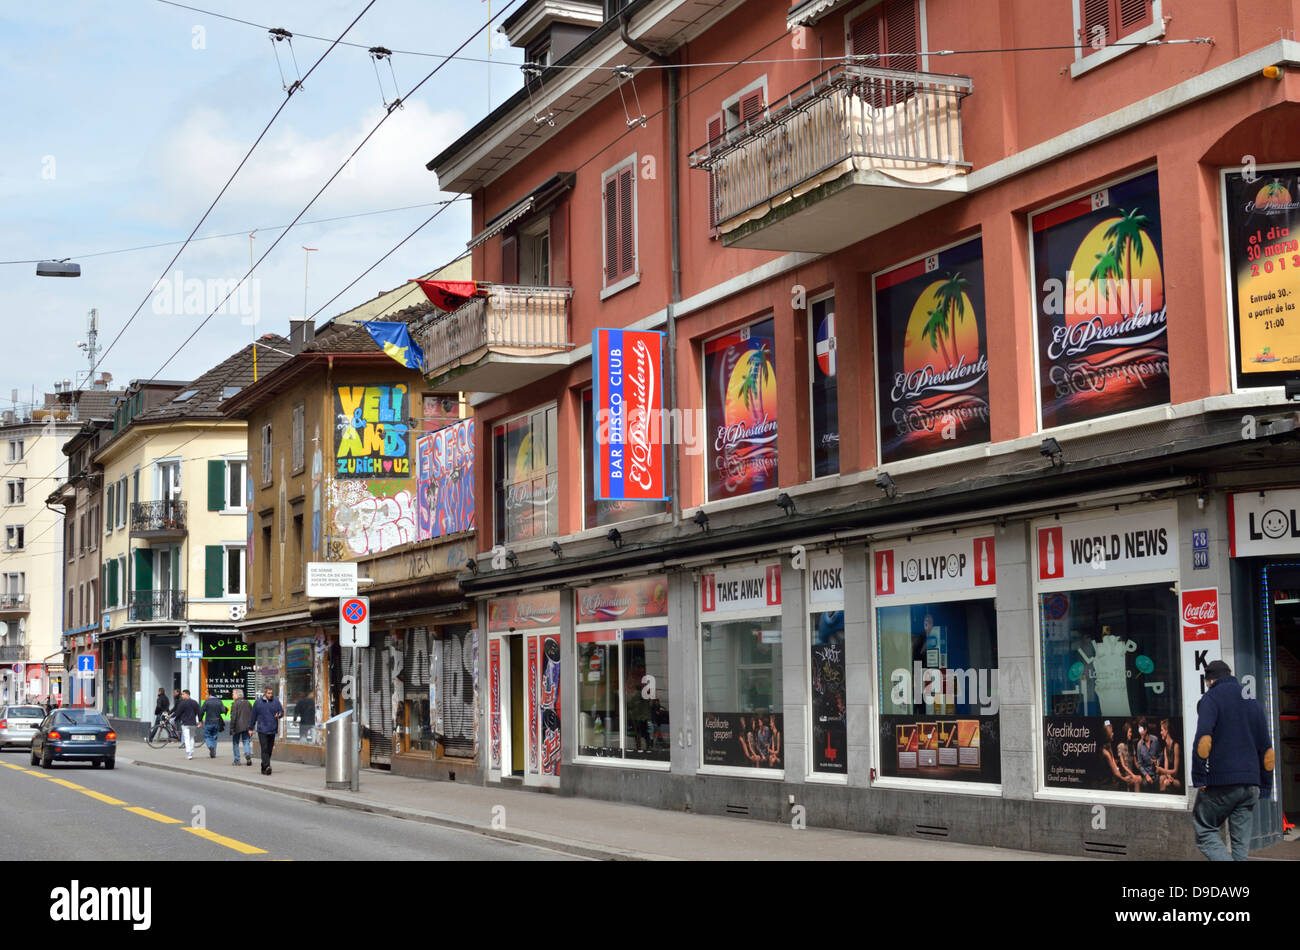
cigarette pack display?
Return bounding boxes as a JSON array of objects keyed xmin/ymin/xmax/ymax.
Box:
[
  {"xmin": 937, "ymin": 720, "xmax": 959, "ymax": 766},
  {"xmin": 957, "ymin": 718, "xmax": 981, "ymax": 767},
  {"xmin": 917, "ymin": 722, "xmax": 938, "ymax": 767},
  {"xmin": 896, "ymin": 724, "xmax": 918, "ymax": 770}
]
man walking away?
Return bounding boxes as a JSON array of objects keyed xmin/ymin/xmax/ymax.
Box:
[
  {"xmin": 172, "ymin": 689, "xmax": 201, "ymax": 760},
  {"xmin": 229, "ymin": 689, "xmax": 254, "ymax": 766},
  {"xmin": 251, "ymin": 687, "xmax": 284, "ymax": 775},
  {"xmin": 1192, "ymin": 659, "xmax": 1275, "ymax": 861},
  {"xmin": 151, "ymin": 688, "xmax": 170, "ymax": 740},
  {"xmin": 199, "ymin": 692, "xmax": 226, "ymax": 759}
]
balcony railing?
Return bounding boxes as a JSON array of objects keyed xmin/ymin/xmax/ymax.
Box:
[
  {"xmin": 0, "ymin": 645, "xmax": 25, "ymax": 661},
  {"xmin": 415, "ymin": 285, "xmax": 572, "ymax": 382},
  {"xmin": 0, "ymin": 594, "xmax": 29, "ymax": 612},
  {"xmin": 130, "ymin": 500, "xmax": 187, "ymax": 535},
  {"xmin": 127, "ymin": 589, "xmax": 187, "ymax": 622},
  {"xmin": 690, "ymin": 64, "xmax": 972, "ymax": 246}
]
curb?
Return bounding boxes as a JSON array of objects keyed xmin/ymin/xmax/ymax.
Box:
[{"xmin": 120, "ymin": 753, "xmax": 662, "ymax": 861}]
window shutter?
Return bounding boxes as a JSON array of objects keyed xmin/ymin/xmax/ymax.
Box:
[
  {"xmin": 849, "ymin": 10, "xmax": 881, "ymax": 60},
  {"xmin": 738, "ymin": 90, "xmax": 765, "ymax": 129},
  {"xmin": 105, "ymin": 485, "xmax": 114, "ymax": 532},
  {"xmin": 618, "ymin": 167, "xmax": 635, "ymax": 280},
  {"xmin": 501, "ymin": 234, "xmax": 519, "ymax": 285},
  {"xmin": 205, "ymin": 545, "xmax": 224, "ymax": 598},
  {"xmin": 1117, "ymin": 0, "xmax": 1150, "ymax": 29},
  {"xmin": 707, "ymin": 113, "xmax": 724, "ymax": 232},
  {"xmin": 1080, "ymin": 0, "xmax": 1112, "ymax": 43},
  {"xmin": 134, "ymin": 548, "xmax": 152, "ymax": 593},
  {"xmin": 883, "ymin": 0, "xmax": 918, "ymax": 74},
  {"xmin": 604, "ymin": 175, "xmax": 619, "ymax": 284},
  {"xmin": 207, "ymin": 460, "xmax": 227, "ymax": 511}
]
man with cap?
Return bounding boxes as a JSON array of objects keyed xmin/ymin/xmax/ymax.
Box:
[{"xmin": 1191, "ymin": 659, "xmax": 1275, "ymax": 861}]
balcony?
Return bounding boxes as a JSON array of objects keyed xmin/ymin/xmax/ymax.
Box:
[
  {"xmin": 690, "ymin": 64, "xmax": 972, "ymax": 254},
  {"xmin": 415, "ymin": 284, "xmax": 573, "ymax": 393},
  {"xmin": 127, "ymin": 589, "xmax": 187, "ymax": 623},
  {"xmin": 0, "ymin": 645, "xmax": 25, "ymax": 662},
  {"xmin": 130, "ymin": 500, "xmax": 187, "ymax": 538},
  {"xmin": 0, "ymin": 594, "xmax": 29, "ymax": 612}
]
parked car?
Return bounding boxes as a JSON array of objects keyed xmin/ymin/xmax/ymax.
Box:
[
  {"xmin": 0, "ymin": 705, "xmax": 47, "ymax": 749},
  {"xmin": 31, "ymin": 709, "xmax": 116, "ymax": 769}
]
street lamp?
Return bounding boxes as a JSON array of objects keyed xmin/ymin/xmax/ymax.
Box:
[{"xmin": 36, "ymin": 260, "xmax": 81, "ymax": 278}]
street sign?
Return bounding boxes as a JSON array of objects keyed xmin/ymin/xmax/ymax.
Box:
[
  {"xmin": 307, "ymin": 561, "xmax": 358, "ymax": 598},
  {"xmin": 12, "ymin": 662, "xmax": 23, "ymax": 676},
  {"xmin": 77, "ymin": 655, "xmax": 95, "ymax": 673},
  {"xmin": 175, "ymin": 649, "xmax": 202, "ymax": 659},
  {"xmin": 339, "ymin": 596, "xmax": 370, "ymax": 647}
]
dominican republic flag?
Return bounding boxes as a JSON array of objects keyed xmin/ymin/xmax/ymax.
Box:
[{"xmin": 815, "ymin": 311, "xmax": 836, "ymax": 377}]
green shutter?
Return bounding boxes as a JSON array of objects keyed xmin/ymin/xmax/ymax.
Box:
[
  {"xmin": 105, "ymin": 485, "xmax": 114, "ymax": 533},
  {"xmin": 207, "ymin": 460, "xmax": 226, "ymax": 511},
  {"xmin": 205, "ymin": 545, "xmax": 224, "ymax": 598},
  {"xmin": 107, "ymin": 558, "xmax": 118, "ymax": 607},
  {"xmin": 134, "ymin": 548, "xmax": 152, "ymax": 592}
]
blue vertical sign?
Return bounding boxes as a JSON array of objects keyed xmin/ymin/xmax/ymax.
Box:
[
  {"xmin": 1192, "ymin": 528, "xmax": 1210, "ymax": 570},
  {"xmin": 594, "ymin": 328, "xmax": 625, "ymax": 501}
]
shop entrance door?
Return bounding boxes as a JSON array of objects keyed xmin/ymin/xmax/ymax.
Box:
[
  {"xmin": 487, "ymin": 631, "xmax": 559, "ymax": 786},
  {"xmin": 523, "ymin": 631, "xmax": 560, "ymax": 788},
  {"xmin": 508, "ymin": 635, "xmax": 524, "ymax": 776},
  {"xmin": 1266, "ymin": 572, "xmax": 1300, "ymax": 828}
]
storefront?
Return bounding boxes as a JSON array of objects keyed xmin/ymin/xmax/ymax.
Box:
[
  {"xmin": 486, "ymin": 590, "xmax": 560, "ymax": 787},
  {"xmin": 807, "ymin": 551, "xmax": 846, "ymax": 780},
  {"xmin": 873, "ymin": 529, "xmax": 1001, "ymax": 790}
]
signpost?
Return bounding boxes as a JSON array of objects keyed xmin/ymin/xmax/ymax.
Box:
[
  {"xmin": 338, "ymin": 595, "xmax": 370, "ymax": 792},
  {"xmin": 307, "ymin": 562, "xmax": 358, "ymax": 598},
  {"xmin": 175, "ymin": 649, "xmax": 202, "ymax": 659},
  {"xmin": 76, "ymin": 655, "xmax": 95, "ymax": 681}
]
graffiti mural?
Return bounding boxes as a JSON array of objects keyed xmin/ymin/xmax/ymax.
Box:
[
  {"xmin": 335, "ymin": 383, "xmax": 411, "ymax": 478},
  {"xmin": 415, "ymin": 419, "xmax": 475, "ymax": 541},
  {"xmin": 330, "ymin": 480, "xmax": 417, "ymax": 556}
]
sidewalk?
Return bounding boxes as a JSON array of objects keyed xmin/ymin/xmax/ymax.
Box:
[{"xmin": 118, "ymin": 737, "xmax": 1084, "ymax": 861}]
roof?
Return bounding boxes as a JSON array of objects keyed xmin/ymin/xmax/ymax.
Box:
[
  {"xmin": 71, "ymin": 389, "xmax": 125, "ymax": 420},
  {"xmin": 305, "ymin": 302, "xmax": 434, "ymax": 354}
]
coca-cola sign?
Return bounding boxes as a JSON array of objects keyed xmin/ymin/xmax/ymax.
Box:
[{"xmin": 1180, "ymin": 588, "xmax": 1220, "ymax": 643}]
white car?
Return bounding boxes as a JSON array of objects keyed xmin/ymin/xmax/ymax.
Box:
[{"xmin": 0, "ymin": 705, "xmax": 47, "ymax": 749}]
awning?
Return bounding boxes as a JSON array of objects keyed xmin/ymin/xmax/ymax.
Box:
[
  {"xmin": 787, "ymin": 0, "xmax": 850, "ymax": 28},
  {"xmin": 466, "ymin": 171, "xmax": 575, "ymax": 249}
]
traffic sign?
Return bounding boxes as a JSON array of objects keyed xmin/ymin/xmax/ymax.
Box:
[
  {"xmin": 175, "ymin": 649, "xmax": 202, "ymax": 659},
  {"xmin": 339, "ymin": 596, "xmax": 370, "ymax": 647},
  {"xmin": 77, "ymin": 655, "xmax": 95, "ymax": 673},
  {"xmin": 12, "ymin": 662, "xmax": 23, "ymax": 676},
  {"xmin": 307, "ymin": 561, "xmax": 358, "ymax": 598}
]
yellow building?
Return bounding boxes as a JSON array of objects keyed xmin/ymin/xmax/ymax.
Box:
[{"xmin": 93, "ymin": 339, "xmax": 289, "ymax": 724}]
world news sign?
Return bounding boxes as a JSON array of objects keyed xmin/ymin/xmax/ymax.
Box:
[{"xmin": 593, "ymin": 328, "xmax": 667, "ymax": 502}]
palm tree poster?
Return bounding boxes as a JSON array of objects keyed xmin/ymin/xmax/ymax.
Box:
[
  {"xmin": 704, "ymin": 317, "xmax": 778, "ymax": 500},
  {"xmin": 874, "ymin": 237, "xmax": 990, "ymax": 464},
  {"xmin": 1222, "ymin": 166, "xmax": 1300, "ymax": 390},
  {"xmin": 1032, "ymin": 170, "xmax": 1169, "ymax": 428}
]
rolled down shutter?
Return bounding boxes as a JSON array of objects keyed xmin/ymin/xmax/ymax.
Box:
[
  {"xmin": 205, "ymin": 545, "xmax": 224, "ymax": 598},
  {"xmin": 106, "ymin": 560, "xmax": 118, "ymax": 608},
  {"xmin": 134, "ymin": 549, "xmax": 152, "ymax": 592},
  {"xmin": 207, "ymin": 460, "xmax": 226, "ymax": 511},
  {"xmin": 618, "ymin": 166, "xmax": 635, "ymax": 280}
]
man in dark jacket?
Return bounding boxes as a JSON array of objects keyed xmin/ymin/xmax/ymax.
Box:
[
  {"xmin": 251, "ymin": 687, "xmax": 284, "ymax": 775},
  {"xmin": 1192, "ymin": 659, "xmax": 1275, "ymax": 861},
  {"xmin": 151, "ymin": 688, "xmax": 170, "ymax": 740},
  {"xmin": 229, "ymin": 689, "xmax": 254, "ymax": 766},
  {"xmin": 171, "ymin": 689, "xmax": 201, "ymax": 760},
  {"xmin": 199, "ymin": 692, "xmax": 226, "ymax": 759}
]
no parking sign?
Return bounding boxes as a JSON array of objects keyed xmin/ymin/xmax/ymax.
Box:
[{"xmin": 339, "ymin": 596, "xmax": 370, "ymax": 647}]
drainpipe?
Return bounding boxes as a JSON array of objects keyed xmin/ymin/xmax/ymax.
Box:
[{"xmin": 620, "ymin": 13, "xmax": 682, "ymax": 526}]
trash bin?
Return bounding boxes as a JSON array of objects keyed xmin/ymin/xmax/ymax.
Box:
[{"xmin": 325, "ymin": 710, "xmax": 354, "ymax": 790}]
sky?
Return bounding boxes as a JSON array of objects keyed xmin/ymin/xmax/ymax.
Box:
[{"xmin": 0, "ymin": 0, "xmax": 525, "ymax": 406}]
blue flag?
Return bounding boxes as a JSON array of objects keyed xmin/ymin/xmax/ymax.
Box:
[{"xmin": 363, "ymin": 321, "xmax": 425, "ymax": 372}]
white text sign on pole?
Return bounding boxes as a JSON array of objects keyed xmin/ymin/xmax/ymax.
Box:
[
  {"xmin": 339, "ymin": 596, "xmax": 370, "ymax": 648},
  {"xmin": 307, "ymin": 561, "xmax": 358, "ymax": 598}
]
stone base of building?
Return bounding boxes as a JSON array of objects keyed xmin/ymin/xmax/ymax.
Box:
[{"xmin": 390, "ymin": 752, "xmax": 481, "ymax": 784}]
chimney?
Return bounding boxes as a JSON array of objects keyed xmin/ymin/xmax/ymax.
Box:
[
  {"xmin": 288, "ymin": 318, "xmax": 315, "ymax": 355},
  {"xmin": 96, "ymin": 372, "xmax": 112, "ymax": 389}
]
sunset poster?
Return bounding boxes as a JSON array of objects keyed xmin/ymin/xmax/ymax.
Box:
[
  {"xmin": 705, "ymin": 317, "xmax": 778, "ymax": 500},
  {"xmin": 1032, "ymin": 170, "xmax": 1169, "ymax": 428},
  {"xmin": 874, "ymin": 237, "xmax": 990, "ymax": 464}
]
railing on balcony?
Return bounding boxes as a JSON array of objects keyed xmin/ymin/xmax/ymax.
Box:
[
  {"xmin": 0, "ymin": 593, "xmax": 28, "ymax": 611},
  {"xmin": 128, "ymin": 589, "xmax": 187, "ymax": 622},
  {"xmin": 689, "ymin": 63, "xmax": 972, "ymax": 233},
  {"xmin": 0, "ymin": 645, "xmax": 25, "ymax": 661},
  {"xmin": 130, "ymin": 500, "xmax": 187, "ymax": 534},
  {"xmin": 415, "ymin": 284, "xmax": 573, "ymax": 377}
]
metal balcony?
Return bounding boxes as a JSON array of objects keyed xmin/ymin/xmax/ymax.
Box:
[
  {"xmin": 127, "ymin": 589, "xmax": 187, "ymax": 623},
  {"xmin": 0, "ymin": 645, "xmax": 25, "ymax": 661},
  {"xmin": 130, "ymin": 500, "xmax": 187, "ymax": 538},
  {"xmin": 690, "ymin": 64, "xmax": 972, "ymax": 253},
  {"xmin": 0, "ymin": 594, "xmax": 29, "ymax": 612},
  {"xmin": 415, "ymin": 284, "xmax": 573, "ymax": 393}
]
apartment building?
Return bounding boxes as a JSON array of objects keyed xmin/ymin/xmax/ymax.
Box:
[{"xmin": 419, "ymin": 0, "xmax": 1300, "ymax": 857}]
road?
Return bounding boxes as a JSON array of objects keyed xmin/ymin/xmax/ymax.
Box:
[{"xmin": 0, "ymin": 749, "xmax": 574, "ymax": 861}]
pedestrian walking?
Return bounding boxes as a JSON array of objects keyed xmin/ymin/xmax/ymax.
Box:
[
  {"xmin": 199, "ymin": 692, "xmax": 226, "ymax": 759},
  {"xmin": 251, "ymin": 686, "xmax": 284, "ymax": 775},
  {"xmin": 229, "ymin": 688, "xmax": 254, "ymax": 766},
  {"xmin": 171, "ymin": 689, "xmax": 201, "ymax": 759},
  {"xmin": 1192, "ymin": 659, "xmax": 1275, "ymax": 861}
]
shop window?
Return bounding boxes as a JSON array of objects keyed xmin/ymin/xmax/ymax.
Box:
[
  {"xmin": 441, "ymin": 626, "xmax": 477, "ymax": 757},
  {"xmin": 286, "ymin": 638, "xmax": 315, "ymax": 741},
  {"xmin": 1040, "ymin": 581, "xmax": 1182, "ymax": 796},
  {"xmin": 254, "ymin": 643, "xmax": 280, "ymax": 704},
  {"xmin": 577, "ymin": 628, "xmax": 670, "ymax": 762},
  {"xmin": 808, "ymin": 553, "xmax": 846, "ymax": 775},
  {"xmin": 809, "ymin": 295, "xmax": 839, "ymax": 477},
  {"xmin": 704, "ymin": 316, "xmax": 778, "ymax": 501},
  {"xmin": 493, "ymin": 405, "xmax": 559, "ymax": 544},
  {"xmin": 399, "ymin": 628, "xmax": 434, "ymax": 753},
  {"xmin": 581, "ymin": 388, "xmax": 666, "ymax": 529}
]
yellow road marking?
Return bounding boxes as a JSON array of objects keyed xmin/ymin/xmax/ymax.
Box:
[
  {"xmin": 50, "ymin": 779, "xmax": 86, "ymax": 790},
  {"xmin": 123, "ymin": 806, "xmax": 183, "ymax": 824},
  {"xmin": 185, "ymin": 827, "xmax": 267, "ymax": 855},
  {"xmin": 1, "ymin": 762, "xmax": 26, "ymax": 770},
  {"xmin": 22, "ymin": 770, "xmax": 51, "ymax": 779},
  {"xmin": 78, "ymin": 789, "xmax": 126, "ymax": 805}
]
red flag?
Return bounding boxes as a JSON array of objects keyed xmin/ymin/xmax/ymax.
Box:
[{"xmin": 415, "ymin": 279, "xmax": 480, "ymax": 311}]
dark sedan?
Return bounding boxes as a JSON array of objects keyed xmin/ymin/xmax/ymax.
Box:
[{"xmin": 31, "ymin": 709, "xmax": 116, "ymax": 769}]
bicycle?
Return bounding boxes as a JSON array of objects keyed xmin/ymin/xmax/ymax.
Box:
[{"xmin": 145, "ymin": 714, "xmax": 184, "ymax": 749}]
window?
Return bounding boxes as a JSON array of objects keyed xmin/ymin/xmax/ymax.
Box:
[
  {"xmin": 208, "ymin": 459, "xmax": 246, "ymax": 512},
  {"xmin": 704, "ymin": 316, "xmax": 778, "ymax": 501},
  {"xmin": 67, "ymin": 589, "xmax": 74, "ymax": 628},
  {"xmin": 105, "ymin": 483, "xmax": 114, "ymax": 534},
  {"xmin": 65, "ymin": 520, "xmax": 75, "ymax": 563},
  {"xmin": 261, "ymin": 424, "xmax": 273, "ymax": 485},
  {"xmin": 155, "ymin": 460, "xmax": 181, "ymax": 502},
  {"xmin": 847, "ymin": 0, "xmax": 919, "ymax": 106},
  {"xmin": 809, "ymin": 295, "xmax": 839, "ymax": 477},
  {"xmin": 601, "ymin": 156, "xmax": 637, "ymax": 295},
  {"xmin": 1071, "ymin": 0, "xmax": 1161, "ymax": 75},
  {"xmin": 116, "ymin": 476, "xmax": 127, "ymax": 528},
  {"xmin": 79, "ymin": 512, "xmax": 87, "ymax": 554},
  {"xmin": 518, "ymin": 218, "xmax": 550, "ymax": 288},
  {"xmin": 581, "ymin": 388, "xmax": 666, "ymax": 529},
  {"xmin": 5, "ymin": 526, "xmax": 24, "ymax": 551},
  {"xmin": 88, "ymin": 506, "xmax": 97, "ymax": 551},
  {"xmin": 721, "ymin": 78, "xmax": 767, "ymax": 139},
  {"xmin": 226, "ymin": 544, "xmax": 246, "ymax": 597},
  {"xmin": 3, "ymin": 573, "xmax": 24, "ymax": 598},
  {"xmin": 292, "ymin": 511, "xmax": 304, "ymax": 591},
  {"xmin": 89, "ymin": 578, "xmax": 97, "ymax": 618},
  {"xmin": 493, "ymin": 405, "xmax": 559, "ymax": 544},
  {"xmin": 7, "ymin": 440, "xmax": 23, "ymax": 463},
  {"xmin": 808, "ymin": 553, "xmax": 846, "ymax": 775},
  {"xmin": 5, "ymin": 479, "xmax": 23, "ymax": 505},
  {"xmin": 292, "ymin": 404, "xmax": 305, "ymax": 473},
  {"xmin": 133, "ymin": 467, "xmax": 140, "ymax": 505},
  {"xmin": 260, "ymin": 522, "xmax": 273, "ymax": 596}
]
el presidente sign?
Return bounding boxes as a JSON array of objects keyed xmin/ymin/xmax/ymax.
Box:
[{"xmin": 593, "ymin": 328, "xmax": 667, "ymax": 503}]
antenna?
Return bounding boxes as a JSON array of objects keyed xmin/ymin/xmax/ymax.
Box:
[{"xmin": 75, "ymin": 308, "xmax": 101, "ymax": 390}]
